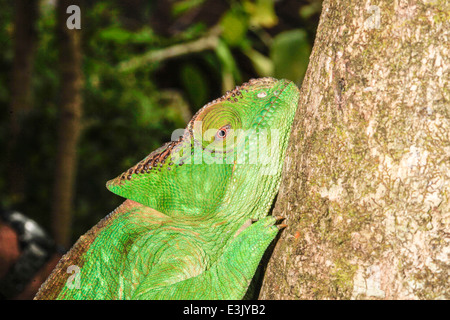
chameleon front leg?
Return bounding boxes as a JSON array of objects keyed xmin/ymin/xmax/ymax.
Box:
[{"xmin": 132, "ymin": 216, "xmax": 284, "ymax": 300}]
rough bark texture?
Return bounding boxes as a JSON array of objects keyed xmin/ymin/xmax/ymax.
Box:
[
  {"xmin": 51, "ymin": 0, "xmax": 83, "ymax": 248},
  {"xmin": 260, "ymin": 0, "xmax": 449, "ymax": 299}
]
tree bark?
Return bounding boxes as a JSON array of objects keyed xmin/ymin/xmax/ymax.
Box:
[
  {"xmin": 51, "ymin": 0, "xmax": 83, "ymax": 248},
  {"xmin": 260, "ymin": 0, "xmax": 449, "ymax": 299},
  {"xmin": 7, "ymin": 0, "xmax": 39, "ymax": 203}
]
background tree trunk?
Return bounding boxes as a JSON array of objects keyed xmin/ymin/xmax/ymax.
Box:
[
  {"xmin": 6, "ymin": 0, "xmax": 39, "ymax": 203},
  {"xmin": 260, "ymin": 0, "xmax": 449, "ymax": 299},
  {"xmin": 51, "ymin": 0, "xmax": 83, "ymax": 248}
]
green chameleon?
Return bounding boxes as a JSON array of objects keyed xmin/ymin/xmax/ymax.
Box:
[{"xmin": 35, "ymin": 77, "xmax": 300, "ymax": 300}]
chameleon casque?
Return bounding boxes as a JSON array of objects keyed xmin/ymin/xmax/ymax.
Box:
[{"xmin": 35, "ymin": 77, "xmax": 300, "ymax": 300}]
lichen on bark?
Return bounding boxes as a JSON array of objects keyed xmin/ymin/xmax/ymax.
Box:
[{"xmin": 260, "ymin": 0, "xmax": 450, "ymax": 299}]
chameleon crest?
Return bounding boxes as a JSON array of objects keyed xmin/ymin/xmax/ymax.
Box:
[{"xmin": 36, "ymin": 77, "xmax": 300, "ymax": 300}]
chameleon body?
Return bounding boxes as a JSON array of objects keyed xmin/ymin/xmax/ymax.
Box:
[{"xmin": 35, "ymin": 77, "xmax": 300, "ymax": 299}]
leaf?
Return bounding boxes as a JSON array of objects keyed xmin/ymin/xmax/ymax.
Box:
[
  {"xmin": 98, "ymin": 26, "xmax": 157, "ymax": 44},
  {"xmin": 299, "ymin": 1, "xmax": 323, "ymax": 20},
  {"xmin": 215, "ymin": 40, "xmax": 242, "ymax": 91},
  {"xmin": 243, "ymin": 47, "xmax": 274, "ymax": 77},
  {"xmin": 172, "ymin": 0, "xmax": 206, "ymax": 17},
  {"xmin": 243, "ymin": 0, "xmax": 278, "ymax": 28},
  {"xmin": 133, "ymin": 89, "xmax": 158, "ymax": 126},
  {"xmin": 98, "ymin": 26, "xmax": 132, "ymax": 44},
  {"xmin": 220, "ymin": 8, "xmax": 249, "ymax": 47},
  {"xmin": 180, "ymin": 63, "xmax": 209, "ymax": 108},
  {"xmin": 270, "ymin": 29, "xmax": 311, "ymax": 85}
]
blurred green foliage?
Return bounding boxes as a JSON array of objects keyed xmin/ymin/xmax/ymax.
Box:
[{"xmin": 0, "ymin": 0, "xmax": 321, "ymax": 245}]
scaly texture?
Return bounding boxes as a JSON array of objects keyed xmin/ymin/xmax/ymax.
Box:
[{"xmin": 35, "ymin": 77, "xmax": 300, "ymax": 300}]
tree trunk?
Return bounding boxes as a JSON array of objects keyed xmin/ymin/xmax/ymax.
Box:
[
  {"xmin": 7, "ymin": 0, "xmax": 39, "ymax": 203},
  {"xmin": 51, "ymin": 0, "xmax": 83, "ymax": 248},
  {"xmin": 260, "ymin": 0, "xmax": 449, "ymax": 299}
]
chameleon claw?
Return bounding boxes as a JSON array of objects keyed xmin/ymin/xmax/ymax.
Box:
[
  {"xmin": 277, "ymin": 223, "xmax": 288, "ymax": 230},
  {"xmin": 274, "ymin": 215, "xmax": 285, "ymax": 221}
]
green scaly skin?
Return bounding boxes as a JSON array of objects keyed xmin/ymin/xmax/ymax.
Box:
[{"xmin": 35, "ymin": 77, "xmax": 300, "ymax": 300}]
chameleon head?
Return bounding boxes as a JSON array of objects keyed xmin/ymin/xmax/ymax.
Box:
[{"xmin": 107, "ymin": 77, "xmax": 300, "ymax": 221}]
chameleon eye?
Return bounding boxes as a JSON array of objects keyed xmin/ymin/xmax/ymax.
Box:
[
  {"xmin": 192, "ymin": 103, "xmax": 241, "ymax": 150},
  {"xmin": 215, "ymin": 125, "xmax": 230, "ymax": 140}
]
